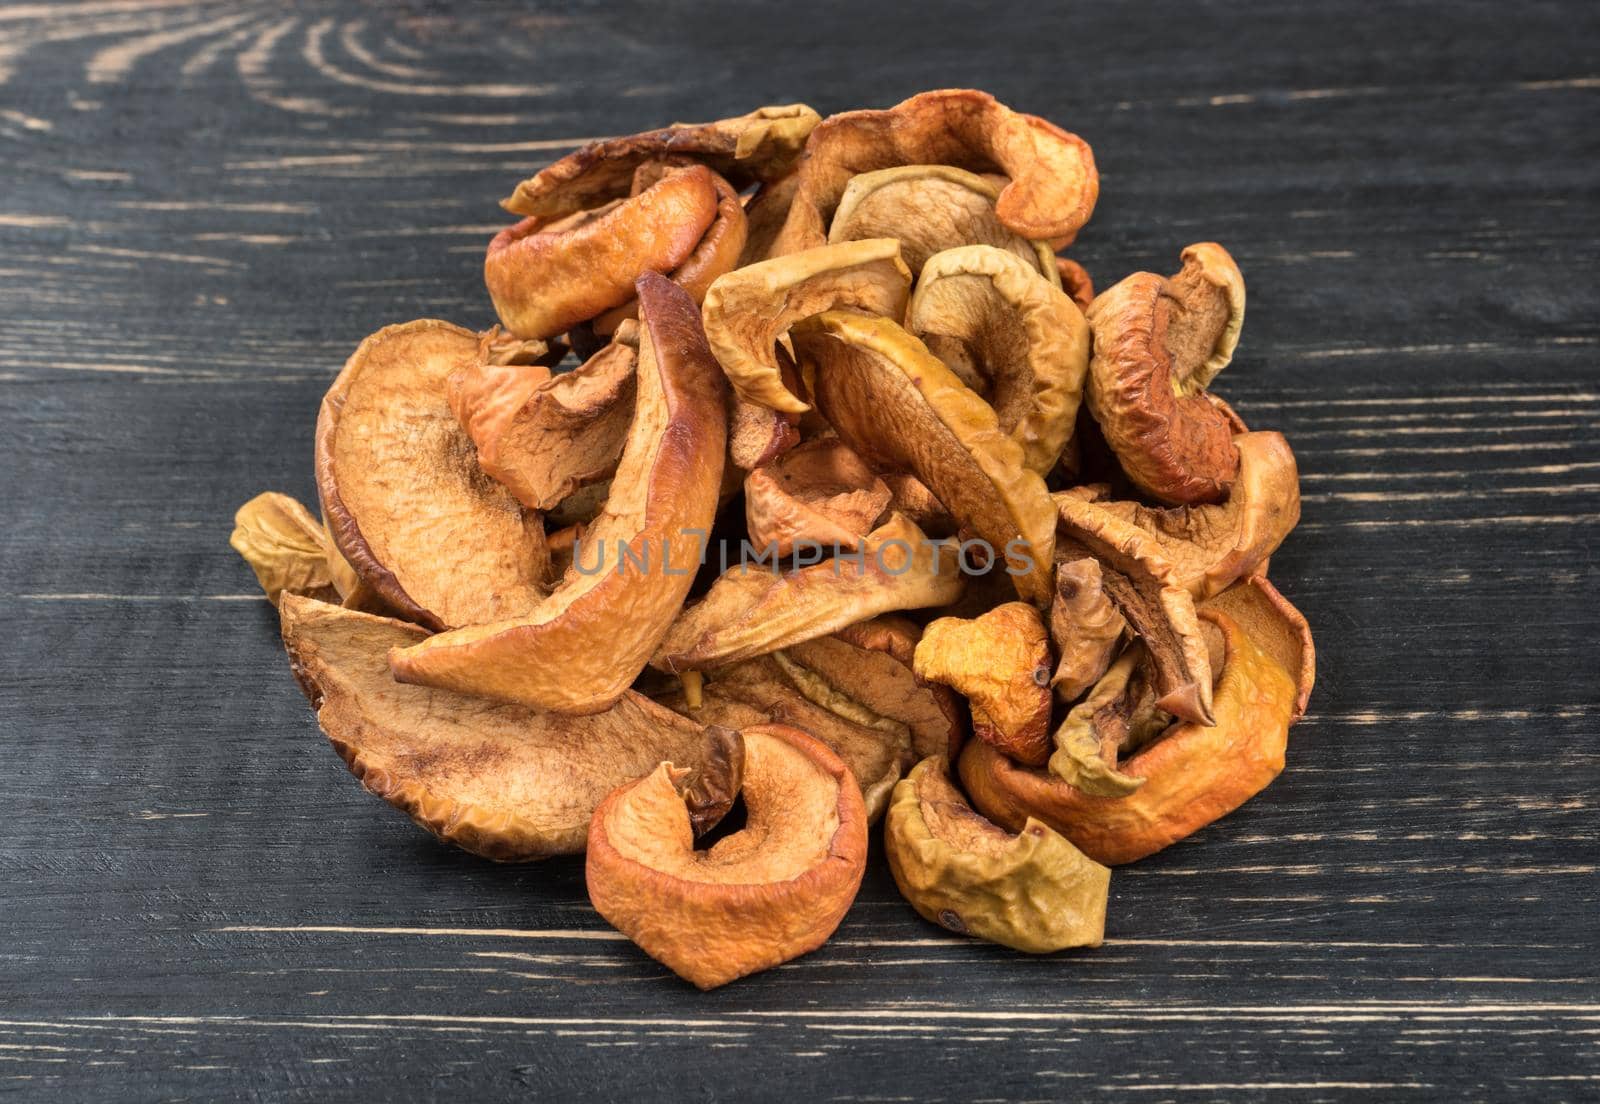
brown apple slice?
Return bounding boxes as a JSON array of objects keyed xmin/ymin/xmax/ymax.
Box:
[
  {"xmin": 651, "ymin": 513, "xmax": 963, "ymax": 674},
  {"xmin": 280, "ymin": 595, "xmax": 710, "ymax": 861},
  {"xmin": 315, "ymin": 320, "xmax": 550, "ymax": 632},
  {"xmin": 794, "ymin": 310, "xmax": 1056, "ymax": 605},
  {"xmin": 389, "ymin": 274, "xmax": 727, "ymax": 713}
]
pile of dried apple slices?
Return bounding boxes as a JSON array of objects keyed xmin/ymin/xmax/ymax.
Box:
[{"xmin": 232, "ymin": 91, "xmax": 1315, "ymax": 989}]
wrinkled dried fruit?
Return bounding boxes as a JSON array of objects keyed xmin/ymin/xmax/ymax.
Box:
[
  {"xmin": 280, "ymin": 595, "xmax": 711, "ymax": 861},
  {"xmin": 959, "ymin": 604, "xmax": 1297, "ymax": 864},
  {"xmin": 1056, "ymin": 257, "xmax": 1094, "ymax": 312},
  {"xmin": 450, "ymin": 334, "xmax": 638, "ymax": 511},
  {"xmin": 316, "ymin": 319, "xmax": 550, "ymax": 631},
  {"xmin": 1055, "ymin": 493, "xmax": 1214, "ymax": 725},
  {"xmin": 908, "ymin": 244, "xmax": 1091, "ymax": 474},
  {"xmin": 794, "ymin": 310, "xmax": 1056, "ymax": 604},
  {"xmin": 681, "ymin": 725, "xmax": 746, "ymax": 836},
  {"xmin": 593, "ymin": 168, "xmax": 749, "ymax": 334},
  {"xmin": 885, "ymin": 756, "xmax": 1108, "ymax": 952},
  {"xmin": 914, "ymin": 603, "xmax": 1053, "ymax": 767},
  {"xmin": 231, "ymin": 492, "xmax": 341, "ymax": 606},
  {"xmin": 487, "ymin": 164, "xmax": 719, "ymax": 339},
  {"xmin": 771, "ymin": 89, "xmax": 1098, "ymax": 255},
  {"xmin": 1049, "ymin": 557, "xmax": 1127, "ymax": 700},
  {"xmin": 586, "ymin": 723, "xmax": 867, "ymax": 989},
  {"xmin": 502, "ymin": 105, "xmax": 821, "ymax": 221},
  {"xmin": 702, "ymin": 238, "xmax": 911, "ymax": 414},
  {"xmin": 1085, "ymin": 242, "xmax": 1247, "ymax": 504},
  {"xmin": 827, "ymin": 165, "xmax": 1057, "ymax": 279},
  {"xmin": 659, "ymin": 652, "xmax": 912, "ymax": 818},
  {"xmin": 744, "ymin": 437, "xmax": 891, "ymax": 557},
  {"xmin": 1086, "ymin": 431, "xmax": 1301, "ymax": 600},
  {"xmin": 788, "ymin": 617, "xmax": 965, "ymax": 761},
  {"xmin": 390, "ymin": 275, "xmax": 727, "ymax": 712},
  {"xmin": 1204, "ymin": 574, "xmax": 1315, "ymax": 721},
  {"xmin": 653, "ymin": 513, "xmax": 963, "ymax": 674},
  {"xmin": 1048, "ymin": 647, "xmax": 1150, "ymax": 797}
]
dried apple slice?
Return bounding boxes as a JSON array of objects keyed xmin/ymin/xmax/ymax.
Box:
[
  {"xmin": 793, "ymin": 310, "xmax": 1056, "ymax": 604},
  {"xmin": 744, "ymin": 437, "xmax": 891, "ymax": 557},
  {"xmin": 1056, "ymin": 257, "xmax": 1094, "ymax": 312},
  {"xmin": 389, "ymin": 275, "xmax": 727, "ymax": 713},
  {"xmin": 652, "ymin": 513, "xmax": 963, "ymax": 674},
  {"xmin": 449, "ymin": 334, "xmax": 638, "ymax": 511},
  {"xmin": 279, "ymin": 595, "xmax": 710, "ymax": 861},
  {"xmin": 959, "ymin": 604, "xmax": 1298, "ymax": 865},
  {"xmin": 885, "ymin": 756, "xmax": 1108, "ymax": 952},
  {"xmin": 1047, "ymin": 647, "xmax": 1152, "ymax": 797},
  {"xmin": 660, "ymin": 618, "xmax": 960, "ymax": 819},
  {"xmin": 592, "ymin": 167, "xmax": 749, "ymax": 334},
  {"xmin": 908, "ymin": 244, "xmax": 1091, "ymax": 474},
  {"xmin": 1055, "ymin": 492, "xmax": 1214, "ymax": 725},
  {"xmin": 231, "ymin": 492, "xmax": 341, "ymax": 606},
  {"xmin": 1204, "ymin": 575, "xmax": 1315, "ymax": 721},
  {"xmin": 1085, "ymin": 242, "xmax": 1247, "ymax": 504},
  {"xmin": 913, "ymin": 603, "xmax": 1054, "ymax": 767},
  {"xmin": 786, "ymin": 617, "xmax": 965, "ymax": 761},
  {"xmin": 770, "ymin": 89, "xmax": 1098, "ymax": 255},
  {"xmin": 660, "ymin": 654, "xmax": 912, "ymax": 819},
  {"xmin": 502, "ymin": 104, "xmax": 821, "ymax": 221},
  {"xmin": 1085, "ymin": 432, "xmax": 1302, "ymax": 600},
  {"xmin": 702, "ymin": 238, "xmax": 912, "ymax": 414},
  {"xmin": 488, "ymin": 165, "xmax": 721, "ymax": 339},
  {"xmin": 827, "ymin": 165, "xmax": 1057, "ymax": 279},
  {"xmin": 315, "ymin": 320, "xmax": 550, "ymax": 632},
  {"xmin": 1049, "ymin": 557, "xmax": 1126, "ymax": 700},
  {"xmin": 587, "ymin": 723, "xmax": 867, "ymax": 989}
]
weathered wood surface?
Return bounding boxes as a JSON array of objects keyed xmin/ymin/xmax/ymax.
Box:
[{"xmin": 1, "ymin": 1, "xmax": 1596, "ymax": 1100}]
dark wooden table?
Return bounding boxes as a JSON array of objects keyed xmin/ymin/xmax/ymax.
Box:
[{"xmin": 3, "ymin": 2, "xmax": 1596, "ymax": 1100}]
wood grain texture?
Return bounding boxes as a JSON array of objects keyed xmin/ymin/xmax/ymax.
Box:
[{"xmin": 1, "ymin": 1, "xmax": 1597, "ymax": 1100}]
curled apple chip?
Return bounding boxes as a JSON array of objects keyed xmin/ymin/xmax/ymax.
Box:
[
  {"xmin": 449, "ymin": 332, "xmax": 638, "ymax": 511},
  {"xmin": 959, "ymin": 603, "xmax": 1298, "ymax": 865},
  {"xmin": 1084, "ymin": 431, "xmax": 1302, "ymax": 600},
  {"xmin": 502, "ymin": 104, "xmax": 821, "ymax": 221},
  {"xmin": 587, "ymin": 723, "xmax": 866, "ymax": 990},
  {"xmin": 770, "ymin": 89, "xmax": 1098, "ymax": 255},
  {"xmin": 390, "ymin": 275, "xmax": 727, "ymax": 713},
  {"xmin": 1047, "ymin": 646, "xmax": 1156, "ymax": 798},
  {"xmin": 1204, "ymin": 574, "xmax": 1315, "ymax": 721},
  {"xmin": 1085, "ymin": 242, "xmax": 1247, "ymax": 504},
  {"xmin": 316, "ymin": 319, "xmax": 550, "ymax": 632},
  {"xmin": 787, "ymin": 617, "xmax": 966, "ymax": 761},
  {"xmin": 702, "ymin": 238, "xmax": 912, "ymax": 414},
  {"xmin": 280, "ymin": 595, "xmax": 710, "ymax": 861},
  {"xmin": 592, "ymin": 167, "xmax": 749, "ymax": 335},
  {"xmin": 660, "ymin": 653, "xmax": 911, "ymax": 819},
  {"xmin": 652, "ymin": 512, "xmax": 963, "ymax": 675},
  {"xmin": 794, "ymin": 310, "xmax": 1056, "ymax": 605},
  {"xmin": 885, "ymin": 756, "xmax": 1108, "ymax": 952},
  {"xmin": 1056, "ymin": 257, "xmax": 1094, "ymax": 312},
  {"xmin": 1055, "ymin": 493, "xmax": 1214, "ymax": 725},
  {"xmin": 744, "ymin": 437, "xmax": 891, "ymax": 557},
  {"xmin": 487, "ymin": 164, "xmax": 719, "ymax": 339},
  {"xmin": 659, "ymin": 617, "xmax": 958, "ymax": 819},
  {"xmin": 827, "ymin": 165, "xmax": 1057, "ymax": 279},
  {"xmin": 908, "ymin": 244, "xmax": 1091, "ymax": 474},
  {"xmin": 1049, "ymin": 557, "xmax": 1127, "ymax": 701},
  {"xmin": 913, "ymin": 602, "xmax": 1053, "ymax": 767},
  {"xmin": 231, "ymin": 492, "xmax": 341, "ymax": 607}
]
